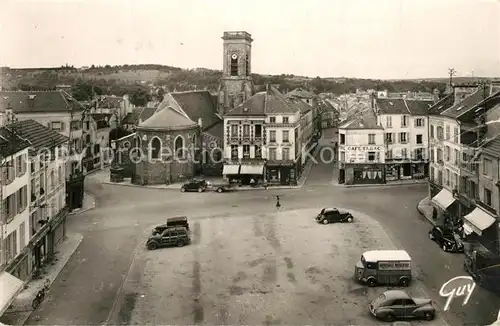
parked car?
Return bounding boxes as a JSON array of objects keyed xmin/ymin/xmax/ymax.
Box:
[
  {"xmin": 369, "ymin": 290, "xmax": 435, "ymax": 322},
  {"xmin": 152, "ymin": 216, "xmax": 190, "ymax": 235},
  {"xmin": 146, "ymin": 226, "xmax": 190, "ymax": 250},
  {"xmin": 428, "ymin": 226, "xmax": 464, "ymax": 252},
  {"xmin": 316, "ymin": 207, "xmax": 354, "ymax": 224},
  {"xmin": 180, "ymin": 179, "xmax": 207, "ymax": 193},
  {"xmin": 206, "ymin": 181, "xmax": 234, "ymax": 193}
]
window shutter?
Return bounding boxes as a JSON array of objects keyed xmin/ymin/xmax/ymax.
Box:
[
  {"xmin": 414, "ymin": 119, "xmax": 418, "ymax": 127},
  {"xmin": 422, "ymin": 119, "xmax": 425, "ymax": 127}
]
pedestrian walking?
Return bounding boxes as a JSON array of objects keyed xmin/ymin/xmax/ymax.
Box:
[{"xmin": 276, "ymin": 195, "xmax": 281, "ymax": 209}]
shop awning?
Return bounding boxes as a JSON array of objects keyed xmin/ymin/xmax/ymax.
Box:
[
  {"xmin": 240, "ymin": 165, "xmax": 264, "ymax": 175},
  {"xmin": 431, "ymin": 188, "xmax": 456, "ymax": 210},
  {"xmin": 463, "ymin": 223, "xmax": 474, "ymax": 235},
  {"xmin": 0, "ymin": 271, "xmax": 23, "ymax": 316},
  {"xmin": 463, "ymin": 207, "xmax": 496, "ymax": 236},
  {"xmin": 222, "ymin": 164, "xmax": 240, "ymax": 175}
]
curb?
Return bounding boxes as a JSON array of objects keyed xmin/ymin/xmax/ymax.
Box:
[
  {"xmin": 416, "ymin": 197, "xmax": 437, "ymax": 226},
  {"xmin": 68, "ymin": 193, "xmax": 96, "ymax": 215},
  {"xmin": 101, "ymin": 181, "xmax": 302, "ymax": 191},
  {"xmin": 332, "ymin": 181, "xmax": 427, "ymax": 188}
]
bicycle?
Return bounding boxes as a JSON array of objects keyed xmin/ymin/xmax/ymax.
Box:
[{"xmin": 31, "ymin": 279, "xmax": 51, "ymax": 310}]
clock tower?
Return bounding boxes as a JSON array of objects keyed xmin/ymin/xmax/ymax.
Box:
[{"xmin": 218, "ymin": 31, "xmax": 255, "ymax": 115}]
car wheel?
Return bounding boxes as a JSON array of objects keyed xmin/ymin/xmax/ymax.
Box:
[
  {"xmin": 177, "ymin": 240, "xmax": 185, "ymax": 247},
  {"xmin": 147, "ymin": 242, "xmax": 158, "ymax": 250},
  {"xmin": 442, "ymin": 244, "xmax": 448, "ymax": 252},
  {"xmin": 367, "ymin": 278, "xmax": 377, "ymax": 287},
  {"xmin": 180, "ymin": 187, "xmax": 186, "ymax": 193},
  {"xmin": 399, "ymin": 277, "xmax": 410, "ymax": 287},
  {"xmin": 423, "ymin": 311, "xmax": 435, "ymax": 320},
  {"xmin": 197, "ymin": 188, "xmax": 203, "ymax": 193},
  {"xmin": 347, "ymin": 216, "xmax": 353, "ymax": 223},
  {"xmin": 429, "ymin": 232, "xmax": 434, "ymax": 240},
  {"xmin": 217, "ymin": 188, "xmax": 223, "ymax": 193},
  {"xmin": 385, "ymin": 313, "xmax": 396, "ymax": 322},
  {"xmin": 322, "ymin": 219, "xmax": 329, "ymax": 225}
]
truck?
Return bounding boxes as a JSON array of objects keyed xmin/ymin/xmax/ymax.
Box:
[{"xmin": 355, "ymin": 250, "xmax": 412, "ymax": 287}]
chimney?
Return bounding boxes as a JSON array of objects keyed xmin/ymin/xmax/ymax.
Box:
[{"xmin": 198, "ymin": 118, "xmax": 202, "ymax": 128}]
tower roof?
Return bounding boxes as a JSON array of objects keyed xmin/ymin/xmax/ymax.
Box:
[{"xmin": 222, "ymin": 31, "xmax": 253, "ymax": 42}]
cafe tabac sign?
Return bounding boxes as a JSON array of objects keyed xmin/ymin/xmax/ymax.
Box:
[
  {"xmin": 346, "ymin": 145, "xmax": 383, "ymax": 163},
  {"xmin": 346, "ymin": 146, "xmax": 383, "ymax": 151}
]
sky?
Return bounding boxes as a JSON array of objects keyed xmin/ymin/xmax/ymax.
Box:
[{"xmin": 1, "ymin": 0, "xmax": 499, "ymax": 79}]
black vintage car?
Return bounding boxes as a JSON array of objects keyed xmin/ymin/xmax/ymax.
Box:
[
  {"xmin": 146, "ymin": 226, "xmax": 191, "ymax": 250},
  {"xmin": 180, "ymin": 179, "xmax": 208, "ymax": 193},
  {"xmin": 428, "ymin": 226, "xmax": 464, "ymax": 252},
  {"xmin": 152, "ymin": 216, "xmax": 190, "ymax": 235},
  {"xmin": 316, "ymin": 207, "xmax": 354, "ymax": 224}
]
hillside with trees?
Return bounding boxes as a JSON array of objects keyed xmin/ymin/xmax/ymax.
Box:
[{"xmin": 0, "ymin": 64, "xmax": 455, "ymax": 102}]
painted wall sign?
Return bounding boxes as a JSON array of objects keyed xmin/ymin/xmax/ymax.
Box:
[
  {"xmin": 346, "ymin": 146, "xmax": 382, "ymax": 163},
  {"xmin": 346, "ymin": 146, "xmax": 382, "ymax": 151},
  {"xmin": 439, "ymin": 275, "xmax": 476, "ymax": 312}
]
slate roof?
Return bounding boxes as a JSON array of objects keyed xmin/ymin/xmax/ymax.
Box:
[
  {"xmin": 405, "ymin": 100, "xmax": 433, "ymax": 115},
  {"xmin": 121, "ymin": 112, "xmax": 138, "ymax": 125},
  {"xmin": 10, "ymin": 119, "xmax": 69, "ymax": 151},
  {"xmin": 205, "ymin": 121, "xmax": 224, "ymax": 139},
  {"xmin": 168, "ymin": 91, "xmax": 220, "ymax": 130},
  {"xmin": 287, "ymin": 88, "xmax": 315, "ymax": 99},
  {"xmin": 441, "ymin": 89, "xmax": 485, "ymax": 119},
  {"xmin": 340, "ymin": 110, "xmax": 382, "ymax": 130},
  {"xmin": 225, "ymin": 92, "xmax": 266, "ymax": 116},
  {"xmin": 0, "ymin": 90, "xmax": 82, "ymax": 113},
  {"xmin": 482, "ymin": 137, "xmax": 500, "ymax": 158},
  {"xmin": 137, "ymin": 106, "xmax": 197, "ymax": 130},
  {"xmin": 376, "ymin": 99, "xmax": 409, "ymax": 114},
  {"xmin": 121, "ymin": 107, "xmax": 157, "ymax": 125},
  {"xmin": 138, "ymin": 107, "xmax": 157, "ymax": 123},
  {"xmin": 428, "ymin": 93, "xmax": 454, "ymax": 115},
  {"xmin": 456, "ymin": 91, "xmax": 500, "ymax": 123},
  {"xmin": 289, "ymin": 97, "xmax": 312, "ymax": 115},
  {"xmin": 0, "ymin": 126, "xmax": 31, "ymax": 160}
]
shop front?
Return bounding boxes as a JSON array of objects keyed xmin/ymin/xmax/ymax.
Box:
[
  {"xmin": 222, "ymin": 164, "xmax": 240, "ymax": 183},
  {"xmin": 462, "ymin": 206, "xmax": 498, "ymax": 254},
  {"xmin": 239, "ymin": 164, "xmax": 265, "ymax": 185},
  {"xmin": 31, "ymin": 222, "xmax": 51, "ymax": 270},
  {"xmin": 344, "ymin": 163, "xmax": 385, "ymax": 185},
  {"xmin": 50, "ymin": 206, "xmax": 69, "ymax": 249},
  {"xmin": 265, "ymin": 161, "xmax": 297, "ymax": 186},
  {"xmin": 385, "ymin": 161, "xmax": 417, "ymax": 181},
  {"xmin": 431, "ymin": 188, "xmax": 460, "ymax": 223}
]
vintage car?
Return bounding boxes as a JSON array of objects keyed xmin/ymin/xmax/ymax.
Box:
[
  {"xmin": 180, "ymin": 179, "xmax": 208, "ymax": 193},
  {"xmin": 428, "ymin": 226, "xmax": 464, "ymax": 252},
  {"xmin": 316, "ymin": 207, "xmax": 354, "ymax": 224},
  {"xmin": 152, "ymin": 216, "xmax": 190, "ymax": 235},
  {"xmin": 369, "ymin": 290, "xmax": 435, "ymax": 322},
  {"xmin": 146, "ymin": 226, "xmax": 190, "ymax": 250}
]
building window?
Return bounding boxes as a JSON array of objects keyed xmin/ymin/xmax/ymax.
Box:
[
  {"xmin": 430, "ymin": 125, "xmax": 434, "ymax": 138},
  {"xmin": 445, "ymin": 125, "xmax": 450, "ymax": 140},
  {"xmin": 174, "ymin": 136, "xmax": 184, "ymax": 159},
  {"xmin": 255, "ymin": 145, "xmax": 262, "ymax": 159},
  {"xmin": 484, "ymin": 188, "xmax": 492, "ymax": 206},
  {"xmin": 243, "ymin": 124, "xmax": 250, "ymax": 137},
  {"xmin": 386, "ymin": 116, "xmax": 392, "ymax": 128},
  {"xmin": 269, "ymin": 117, "xmax": 276, "ymax": 123},
  {"xmin": 282, "ymin": 148, "xmax": 290, "ymax": 161},
  {"xmin": 437, "ymin": 126, "xmax": 444, "ymax": 140},
  {"xmin": 385, "ymin": 133, "xmax": 393, "ymax": 144},
  {"xmin": 50, "ymin": 121, "xmax": 63, "ymax": 131},
  {"xmin": 399, "ymin": 132, "xmax": 407, "ymax": 143},
  {"xmin": 150, "ymin": 137, "xmax": 161, "ymax": 159},
  {"xmin": 454, "ymin": 149, "xmax": 459, "ymax": 165},
  {"xmin": 430, "ymin": 167, "xmax": 434, "ymax": 181},
  {"xmin": 416, "ymin": 134, "xmax": 423, "ymax": 144},
  {"xmin": 269, "ymin": 130, "xmax": 277, "ymax": 143},
  {"xmin": 340, "ymin": 134, "xmax": 345, "ymax": 144},
  {"xmin": 454, "ymin": 127, "xmax": 459, "ymax": 143},
  {"xmin": 230, "ymin": 55, "xmax": 238, "ymax": 76},
  {"xmin": 415, "ymin": 118, "xmax": 424, "ymax": 127},
  {"xmin": 282, "ymin": 130, "xmax": 289, "ymax": 142},
  {"xmin": 231, "ymin": 125, "xmax": 238, "ymax": 138},
  {"xmin": 255, "ymin": 125, "xmax": 262, "ymax": 138},
  {"xmin": 430, "ymin": 149, "xmax": 435, "ymax": 162},
  {"xmin": 445, "ymin": 146, "xmax": 450, "ymax": 161},
  {"xmin": 242, "ymin": 145, "xmax": 250, "ymax": 158},
  {"xmin": 230, "ymin": 145, "xmax": 238, "ymax": 160},
  {"xmin": 415, "ymin": 148, "xmax": 424, "ymax": 161},
  {"xmin": 483, "ymin": 158, "xmax": 492, "ymax": 176},
  {"xmin": 268, "ymin": 148, "xmax": 277, "ymax": 160},
  {"xmin": 85, "ymin": 121, "xmax": 90, "ymax": 130},
  {"xmin": 340, "ymin": 151, "xmax": 345, "ymax": 162},
  {"xmin": 283, "ymin": 117, "xmax": 289, "ymax": 124},
  {"xmin": 5, "ymin": 230, "xmax": 17, "ymax": 262},
  {"xmin": 368, "ymin": 134, "xmax": 375, "ymax": 145},
  {"xmin": 401, "ymin": 148, "xmax": 408, "ymax": 159},
  {"xmin": 386, "ymin": 149, "xmax": 392, "ymax": 159},
  {"xmin": 401, "ymin": 115, "xmax": 409, "ymax": 127},
  {"xmin": 367, "ymin": 152, "xmax": 376, "ymax": 162},
  {"xmin": 19, "ymin": 221, "xmax": 25, "ymax": 248},
  {"xmin": 446, "ymin": 169, "xmax": 450, "ymax": 186}
]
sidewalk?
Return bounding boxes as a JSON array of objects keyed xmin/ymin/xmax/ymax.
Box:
[
  {"xmin": 0, "ymin": 233, "xmax": 83, "ymax": 326},
  {"xmin": 68, "ymin": 193, "xmax": 96, "ymax": 215},
  {"xmin": 332, "ymin": 178, "xmax": 428, "ymax": 188},
  {"xmin": 417, "ymin": 196, "xmax": 445, "ymax": 226}
]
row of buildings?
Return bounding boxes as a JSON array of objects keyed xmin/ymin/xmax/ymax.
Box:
[
  {"xmin": 0, "ymin": 118, "xmax": 71, "ymax": 316},
  {"xmin": 111, "ymin": 31, "xmax": 339, "ymax": 186},
  {"xmin": 337, "ymin": 80, "xmax": 500, "ymax": 258}
]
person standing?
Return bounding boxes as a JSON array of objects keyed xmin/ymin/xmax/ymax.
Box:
[{"xmin": 276, "ymin": 195, "xmax": 281, "ymax": 209}]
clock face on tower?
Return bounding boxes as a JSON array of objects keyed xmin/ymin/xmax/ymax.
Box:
[{"xmin": 231, "ymin": 54, "xmax": 238, "ymax": 60}]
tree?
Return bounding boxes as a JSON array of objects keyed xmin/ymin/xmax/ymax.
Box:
[{"xmin": 130, "ymin": 88, "xmax": 152, "ymax": 106}]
